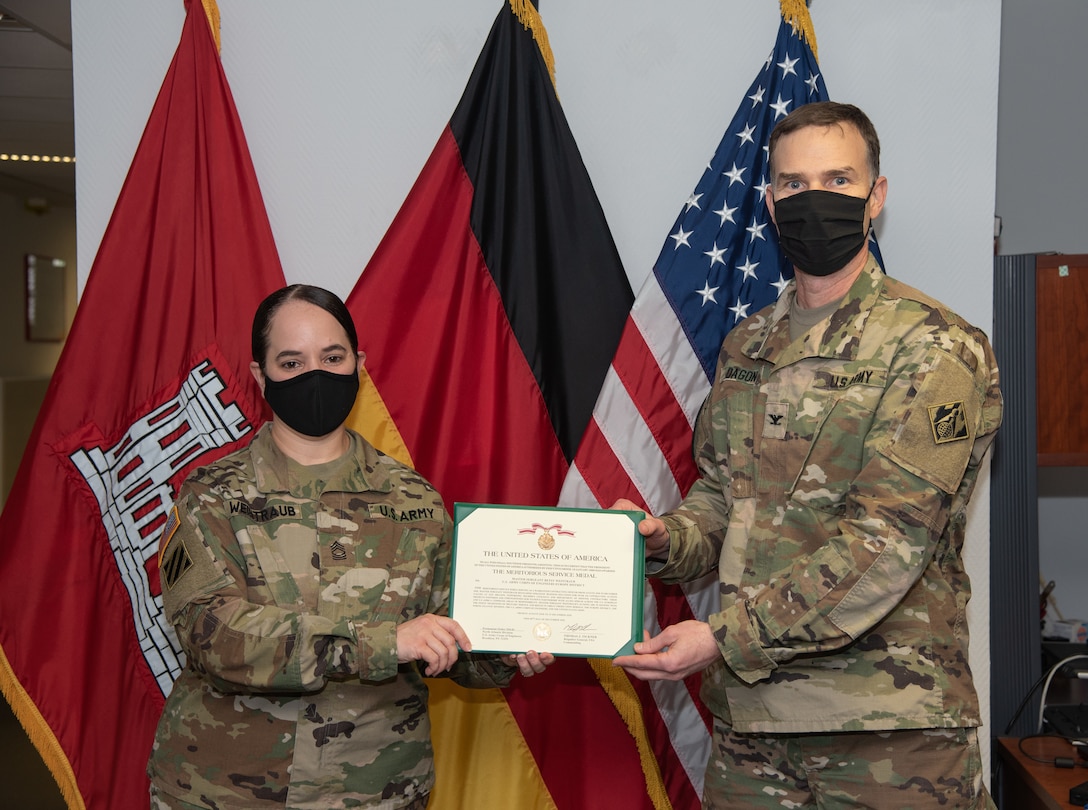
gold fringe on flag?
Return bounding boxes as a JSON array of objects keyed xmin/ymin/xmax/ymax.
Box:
[
  {"xmin": 200, "ymin": 0, "xmax": 222, "ymax": 53},
  {"xmin": 779, "ymin": 0, "xmax": 818, "ymax": 63},
  {"xmin": 0, "ymin": 644, "xmax": 86, "ymax": 810},
  {"xmin": 508, "ymin": 0, "xmax": 557, "ymax": 93},
  {"xmin": 588, "ymin": 657, "xmax": 674, "ymax": 810}
]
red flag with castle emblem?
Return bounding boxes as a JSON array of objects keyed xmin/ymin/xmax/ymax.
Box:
[{"xmin": 0, "ymin": 3, "xmax": 285, "ymax": 807}]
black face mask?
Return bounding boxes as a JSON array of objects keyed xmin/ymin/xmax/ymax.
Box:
[
  {"xmin": 773, "ymin": 188, "xmax": 872, "ymax": 277},
  {"xmin": 262, "ymin": 369, "xmax": 359, "ymax": 437}
]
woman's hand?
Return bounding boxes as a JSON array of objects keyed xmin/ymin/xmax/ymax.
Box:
[
  {"xmin": 500, "ymin": 651, "xmax": 555, "ymax": 677},
  {"xmin": 396, "ymin": 614, "xmax": 472, "ymax": 676}
]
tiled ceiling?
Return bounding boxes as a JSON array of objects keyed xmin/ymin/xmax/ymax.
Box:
[{"xmin": 0, "ymin": 0, "xmax": 74, "ymax": 207}]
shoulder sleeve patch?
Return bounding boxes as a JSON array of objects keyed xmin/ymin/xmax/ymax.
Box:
[
  {"xmin": 927, "ymin": 401, "xmax": 970, "ymax": 444},
  {"xmin": 885, "ymin": 351, "xmax": 979, "ymax": 494}
]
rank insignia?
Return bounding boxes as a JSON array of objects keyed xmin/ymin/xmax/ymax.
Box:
[{"xmin": 927, "ymin": 401, "xmax": 969, "ymax": 444}]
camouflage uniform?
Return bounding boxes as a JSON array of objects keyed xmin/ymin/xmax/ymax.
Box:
[
  {"xmin": 655, "ymin": 254, "xmax": 1002, "ymax": 735},
  {"xmin": 147, "ymin": 425, "xmax": 513, "ymax": 809}
]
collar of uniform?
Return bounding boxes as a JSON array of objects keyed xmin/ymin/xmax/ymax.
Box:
[
  {"xmin": 248, "ymin": 423, "xmax": 395, "ymax": 496},
  {"xmin": 740, "ymin": 252, "xmax": 886, "ymax": 366}
]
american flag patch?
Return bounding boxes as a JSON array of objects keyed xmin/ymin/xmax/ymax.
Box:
[
  {"xmin": 157, "ymin": 509, "xmax": 191, "ymax": 592},
  {"xmin": 157, "ymin": 506, "xmax": 192, "ymax": 590},
  {"xmin": 157, "ymin": 505, "xmax": 181, "ymax": 569}
]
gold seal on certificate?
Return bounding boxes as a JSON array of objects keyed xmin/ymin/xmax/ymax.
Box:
[{"xmin": 449, "ymin": 503, "xmax": 645, "ymax": 658}]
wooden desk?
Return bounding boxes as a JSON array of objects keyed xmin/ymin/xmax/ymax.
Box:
[{"xmin": 997, "ymin": 736, "xmax": 1088, "ymax": 809}]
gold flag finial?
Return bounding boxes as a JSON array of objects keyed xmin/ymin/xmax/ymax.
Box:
[
  {"xmin": 780, "ymin": 0, "xmax": 818, "ymax": 64},
  {"xmin": 200, "ymin": 0, "xmax": 222, "ymax": 52}
]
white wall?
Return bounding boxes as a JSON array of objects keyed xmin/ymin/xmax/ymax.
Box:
[
  {"xmin": 71, "ymin": 0, "xmax": 1002, "ymax": 763},
  {"xmin": 72, "ymin": 2, "xmax": 1003, "ymax": 326}
]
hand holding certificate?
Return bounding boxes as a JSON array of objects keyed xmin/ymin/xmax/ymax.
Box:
[{"xmin": 450, "ymin": 504, "xmax": 644, "ymax": 658}]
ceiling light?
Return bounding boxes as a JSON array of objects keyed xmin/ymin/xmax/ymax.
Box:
[{"xmin": 0, "ymin": 153, "xmax": 76, "ymax": 163}]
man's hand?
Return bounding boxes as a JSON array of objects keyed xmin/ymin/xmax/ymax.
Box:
[
  {"xmin": 610, "ymin": 498, "xmax": 670, "ymax": 556},
  {"xmin": 500, "ymin": 651, "xmax": 555, "ymax": 677},
  {"xmin": 613, "ymin": 621, "xmax": 719, "ymax": 681},
  {"xmin": 396, "ymin": 614, "xmax": 471, "ymax": 676}
]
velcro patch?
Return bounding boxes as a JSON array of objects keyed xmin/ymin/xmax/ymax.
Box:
[
  {"xmin": 883, "ymin": 349, "xmax": 978, "ymax": 494},
  {"xmin": 763, "ymin": 402, "xmax": 790, "ymax": 440},
  {"xmin": 928, "ymin": 401, "xmax": 969, "ymax": 444}
]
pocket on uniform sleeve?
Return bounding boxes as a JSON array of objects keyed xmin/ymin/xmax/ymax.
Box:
[{"xmin": 883, "ymin": 350, "xmax": 979, "ymax": 494}]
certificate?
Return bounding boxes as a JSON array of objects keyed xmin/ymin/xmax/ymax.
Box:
[{"xmin": 450, "ymin": 503, "xmax": 644, "ymax": 658}]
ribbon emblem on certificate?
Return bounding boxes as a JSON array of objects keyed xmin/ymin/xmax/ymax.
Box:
[{"xmin": 519, "ymin": 522, "xmax": 572, "ymax": 551}]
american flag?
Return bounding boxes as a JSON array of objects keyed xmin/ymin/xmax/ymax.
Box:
[
  {"xmin": 657, "ymin": 30, "xmax": 824, "ymax": 380},
  {"xmin": 559, "ymin": 6, "xmax": 841, "ymax": 807}
]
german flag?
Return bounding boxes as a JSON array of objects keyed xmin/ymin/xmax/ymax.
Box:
[{"xmin": 345, "ymin": 2, "xmax": 658, "ymax": 807}]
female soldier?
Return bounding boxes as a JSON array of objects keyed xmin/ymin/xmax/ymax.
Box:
[{"xmin": 148, "ymin": 284, "xmax": 549, "ymax": 809}]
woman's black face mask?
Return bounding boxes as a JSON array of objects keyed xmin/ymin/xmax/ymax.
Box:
[{"xmin": 263, "ymin": 368, "xmax": 359, "ymax": 437}]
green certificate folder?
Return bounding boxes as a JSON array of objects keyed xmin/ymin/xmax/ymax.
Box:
[{"xmin": 450, "ymin": 502, "xmax": 645, "ymax": 658}]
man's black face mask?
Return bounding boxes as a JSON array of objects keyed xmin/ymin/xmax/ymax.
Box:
[{"xmin": 773, "ymin": 187, "xmax": 873, "ymax": 277}]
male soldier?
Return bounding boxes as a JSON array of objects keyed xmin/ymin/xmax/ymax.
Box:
[{"xmin": 614, "ymin": 102, "xmax": 1001, "ymax": 808}]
